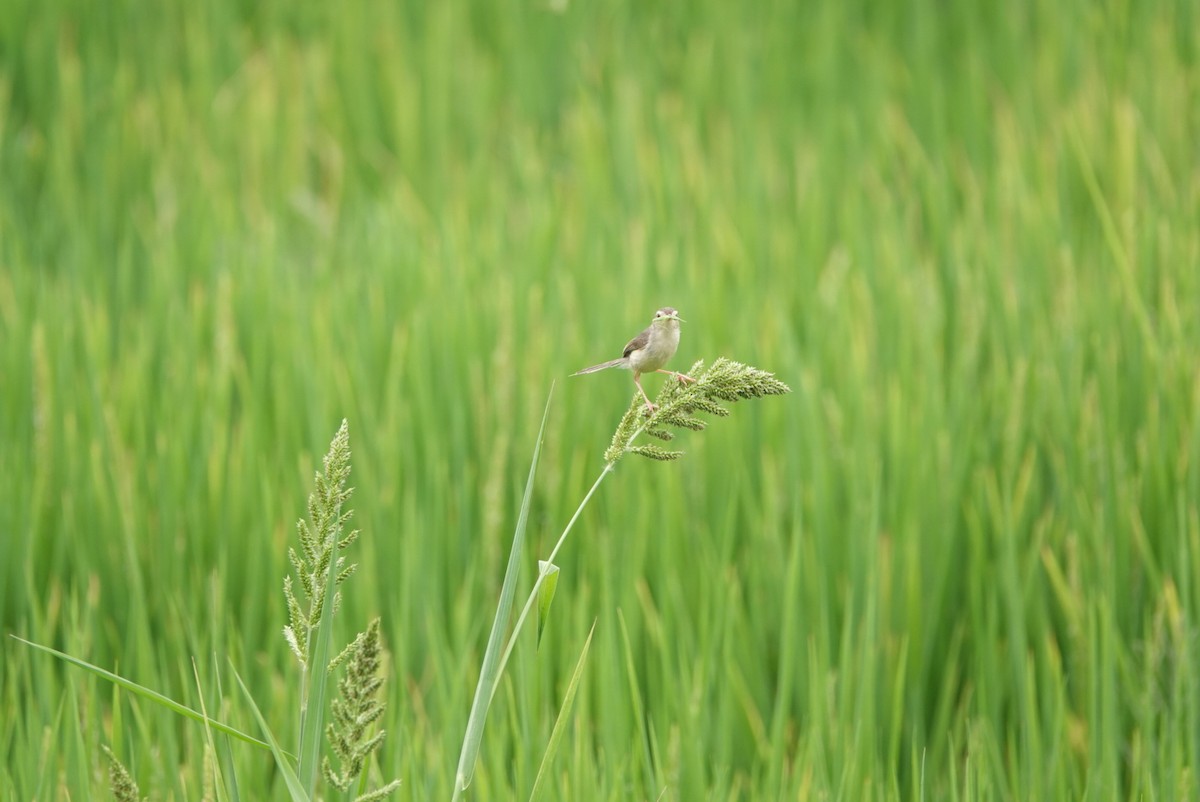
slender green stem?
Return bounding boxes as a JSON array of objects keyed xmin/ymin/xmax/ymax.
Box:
[{"xmin": 490, "ymin": 461, "xmax": 616, "ymax": 701}]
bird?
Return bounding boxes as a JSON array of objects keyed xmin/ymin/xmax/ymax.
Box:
[{"xmin": 572, "ymin": 307, "xmax": 694, "ymax": 414}]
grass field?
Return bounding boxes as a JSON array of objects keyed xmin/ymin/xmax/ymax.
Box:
[{"xmin": 2, "ymin": 0, "xmax": 1199, "ymax": 798}]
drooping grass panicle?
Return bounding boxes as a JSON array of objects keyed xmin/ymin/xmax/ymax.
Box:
[{"xmin": 605, "ymin": 358, "xmax": 790, "ymax": 463}]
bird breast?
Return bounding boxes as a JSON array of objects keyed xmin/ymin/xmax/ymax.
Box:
[{"xmin": 629, "ymin": 322, "xmax": 680, "ymax": 373}]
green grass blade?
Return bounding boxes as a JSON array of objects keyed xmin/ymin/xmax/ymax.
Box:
[
  {"xmin": 299, "ymin": 514, "xmax": 341, "ymax": 793},
  {"xmin": 453, "ymin": 384, "xmax": 554, "ymax": 797},
  {"xmin": 10, "ymin": 635, "xmax": 273, "ymax": 753},
  {"xmin": 65, "ymin": 678, "xmax": 89, "ymax": 802},
  {"xmin": 618, "ymin": 610, "xmax": 658, "ymax": 790},
  {"xmin": 212, "ymin": 653, "xmax": 243, "ymax": 802},
  {"xmin": 527, "ymin": 622, "xmax": 595, "ymax": 802},
  {"xmin": 191, "ymin": 657, "xmax": 232, "ymax": 802},
  {"xmin": 230, "ymin": 663, "xmax": 309, "ymax": 802}
]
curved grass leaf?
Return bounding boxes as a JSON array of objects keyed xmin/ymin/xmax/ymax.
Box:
[
  {"xmin": 10, "ymin": 635, "xmax": 273, "ymax": 754},
  {"xmin": 452, "ymin": 385, "xmax": 554, "ymax": 797},
  {"xmin": 231, "ymin": 663, "xmax": 309, "ymax": 802},
  {"xmin": 527, "ymin": 622, "xmax": 596, "ymax": 802}
]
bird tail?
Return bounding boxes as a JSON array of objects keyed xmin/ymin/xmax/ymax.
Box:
[{"xmin": 571, "ymin": 358, "xmax": 625, "ymax": 376}]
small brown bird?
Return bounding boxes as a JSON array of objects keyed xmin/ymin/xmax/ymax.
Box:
[{"xmin": 572, "ymin": 307, "xmax": 695, "ymax": 413}]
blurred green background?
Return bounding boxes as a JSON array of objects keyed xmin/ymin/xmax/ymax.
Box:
[{"xmin": 2, "ymin": 0, "xmax": 1198, "ymax": 798}]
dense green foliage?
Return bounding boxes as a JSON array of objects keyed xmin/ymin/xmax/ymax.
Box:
[{"xmin": 2, "ymin": 0, "xmax": 1197, "ymax": 798}]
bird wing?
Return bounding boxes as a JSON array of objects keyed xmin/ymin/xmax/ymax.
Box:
[{"xmin": 622, "ymin": 326, "xmax": 651, "ymax": 358}]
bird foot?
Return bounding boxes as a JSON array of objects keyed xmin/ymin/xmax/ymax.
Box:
[{"xmin": 656, "ymin": 368, "xmax": 695, "ymax": 384}]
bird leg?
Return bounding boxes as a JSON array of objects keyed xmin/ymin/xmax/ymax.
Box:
[
  {"xmin": 633, "ymin": 374, "xmax": 657, "ymax": 414},
  {"xmin": 656, "ymin": 369, "xmax": 696, "ymax": 384}
]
